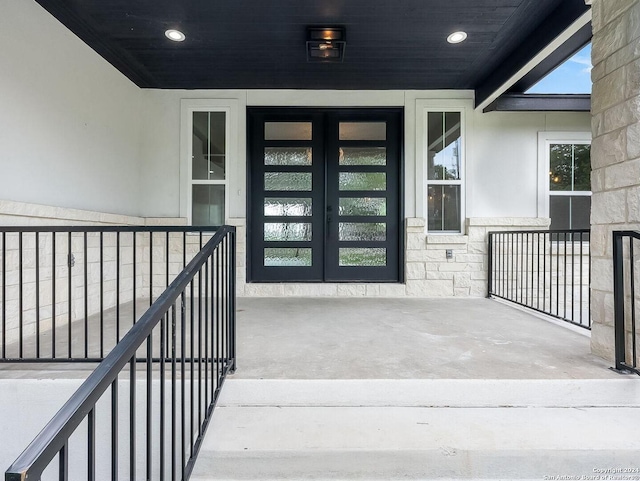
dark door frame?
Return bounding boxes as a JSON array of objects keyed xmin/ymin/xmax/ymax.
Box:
[{"xmin": 247, "ymin": 107, "xmax": 405, "ymax": 283}]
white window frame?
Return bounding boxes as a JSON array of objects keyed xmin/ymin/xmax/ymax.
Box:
[
  {"xmin": 180, "ymin": 99, "xmax": 239, "ymax": 224},
  {"xmin": 537, "ymin": 131, "xmax": 592, "ymax": 222},
  {"xmin": 415, "ymin": 99, "xmax": 468, "ymax": 234}
]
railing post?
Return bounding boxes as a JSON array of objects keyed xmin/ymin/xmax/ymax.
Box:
[
  {"xmin": 487, "ymin": 232, "xmax": 493, "ymax": 298},
  {"xmin": 229, "ymin": 228, "xmax": 237, "ymax": 373},
  {"xmin": 613, "ymin": 231, "xmax": 627, "ymax": 371}
]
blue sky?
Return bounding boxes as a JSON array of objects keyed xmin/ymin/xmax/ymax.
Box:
[{"xmin": 526, "ymin": 44, "xmax": 592, "ymax": 94}]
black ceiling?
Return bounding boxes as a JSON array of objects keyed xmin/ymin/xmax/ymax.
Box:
[{"xmin": 34, "ymin": 0, "xmax": 590, "ymax": 96}]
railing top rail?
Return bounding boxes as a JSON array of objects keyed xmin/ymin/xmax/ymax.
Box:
[
  {"xmin": 487, "ymin": 229, "xmax": 590, "ymax": 235},
  {"xmin": 5, "ymin": 225, "xmax": 235, "ymax": 480},
  {"xmin": 0, "ymin": 225, "xmax": 225, "ymax": 233},
  {"xmin": 613, "ymin": 230, "xmax": 640, "ymax": 240}
]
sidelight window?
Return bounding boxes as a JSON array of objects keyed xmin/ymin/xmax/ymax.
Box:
[
  {"xmin": 191, "ymin": 111, "xmax": 226, "ymax": 225},
  {"xmin": 426, "ymin": 111, "xmax": 463, "ymax": 232},
  {"xmin": 181, "ymin": 99, "xmax": 237, "ymax": 226}
]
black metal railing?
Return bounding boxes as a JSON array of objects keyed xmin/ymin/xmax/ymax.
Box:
[
  {"xmin": 613, "ymin": 231, "xmax": 640, "ymax": 375},
  {"xmin": 0, "ymin": 226, "xmax": 220, "ymax": 362},
  {"xmin": 488, "ymin": 229, "xmax": 591, "ymax": 329},
  {"xmin": 5, "ymin": 225, "xmax": 236, "ymax": 481}
]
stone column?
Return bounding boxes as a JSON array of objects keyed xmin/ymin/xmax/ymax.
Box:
[{"xmin": 590, "ymin": 0, "xmax": 640, "ymax": 360}]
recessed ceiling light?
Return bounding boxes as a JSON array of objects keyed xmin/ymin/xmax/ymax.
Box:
[
  {"xmin": 165, "ymin": 29, "xmax": 186, "ymax": 42},
  {"xmin": 447, "ymin": 31, "xmax": 467, "ymax": 44}
]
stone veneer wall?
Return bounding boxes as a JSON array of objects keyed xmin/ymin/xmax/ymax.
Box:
[
  {"xmin": 589, "ymin": 0, "xmax": 640, "ymax": 361},
  {"xmin": 235, "ymin": 217, "xmax": 549, "ymax": 298},
  {"xmin": 406, "ymin": 218, "xmax": 551, "ymax": 298},
  {"xmin": 0, "ymin": 200, "xmax": 190, "ymax": 351}
]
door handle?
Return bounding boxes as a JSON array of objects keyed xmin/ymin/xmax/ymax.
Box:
[{"xmin": 327, "ymin": 205, "xmax": 333, "ymax": 236}]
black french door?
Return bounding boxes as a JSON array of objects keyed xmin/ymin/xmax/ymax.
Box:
[{"xmin": 248, "ymin": 108, "xmax": 402, "ymax": 282}]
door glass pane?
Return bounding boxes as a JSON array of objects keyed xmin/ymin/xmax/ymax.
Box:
[
  {"xmin": 265, "ymin": 122, "xmax": 312, "ymax": 140},
  {"xmin": 339, "ymin": 197, "xmax": 386, "ymax": 216},
  {"xmin": 265, "ymin": 198, "xmax": 312, "ymax": 216},
  {"xmin": 339, "ymin": 248, "xmax": 386, "ymax": 266},
  {"xmin": 264, "ymin": 248, "xmax": 312, "ymax": 266},
  {"xmin": 339, "ymin": 223, "xmax": 386, "ymax": 241},
  {"xmin": 339, "ymin": 122, "xmax": 386, "ymax": 140},
  {"xmin": 193, "ymin": 112, "xmax": 225, "ymax": 181},
  {"xmin": 339, "ymin": 173, "xmax": 386, "ymax": 191},
  {"xmin": 265, "ymin": 147, "xmax": 312, "ymax": 166},
  {"xmin": 427, "ymin": 112, "xmax": 461, "ymax": 180},
  {"xmin": 264, "ymin": 223, "xmax": 312, "ymax": 241},
  {"xmin": 427, "ymin": 185, "xmax": 461, "ymax": 231},
  {"xmin": 192, "ymin": 185, "xmax": 225, "ymax": 225},
  {"xmin": 265, "ymin": 172, "xmax": 312, "ymax": 191},
  {"xmin": 339, "ymin": 147, "xmax": 386, "ymax": 166}
]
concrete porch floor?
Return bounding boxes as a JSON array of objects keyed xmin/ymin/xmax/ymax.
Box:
[
  {"xmin": 0, "ymin": 296, "xmax": 616, "ymax": 380},
  {"xmin": 235, "ymin": 297, "xmax": 616, "ymax": 379}
]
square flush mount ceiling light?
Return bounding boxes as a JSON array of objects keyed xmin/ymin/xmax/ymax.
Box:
[{"xmin": 307, "ymin": 27, "xmax": 346, "ymax": 62}]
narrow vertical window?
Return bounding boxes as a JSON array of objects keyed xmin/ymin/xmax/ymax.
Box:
[
  {"xmin": 548, "ymin": 142, "xmax": 591, "ymax": 230},
  {"xmin": 426, "ymin": 111, "xmax": 463, "ymax": 232},
  {"xmin": 191, "ymin": 111, "xmax": 226, "ymax": 225}
]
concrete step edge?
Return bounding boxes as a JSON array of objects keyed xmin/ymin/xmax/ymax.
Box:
[
  {"xmin": 218, "ymin": 378, "xmax": 640, "ymax": 407},
  {"xmin": 191, "ymin": 449, "xmax": 640, "ymax": 480}
]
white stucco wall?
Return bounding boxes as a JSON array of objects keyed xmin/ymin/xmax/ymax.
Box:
[
  {"xmin": 467, "ymin": 110, "xmax": 592, "ymax": 219},
  {"xmin": 137, "ymin": 89, "xmax": 591, "ymax": 222},
  {"xmin": 0, "ymin": 0, "xmax": 143, "ymax": 216}
]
